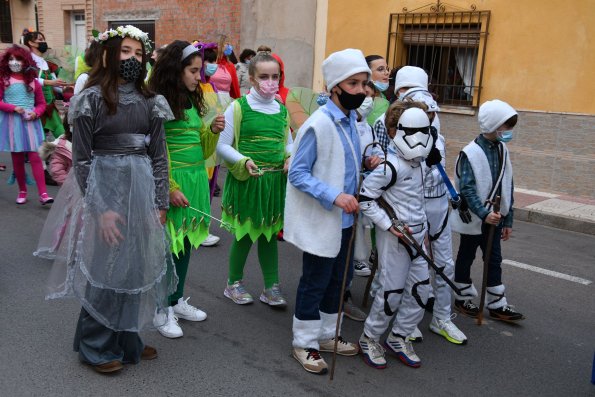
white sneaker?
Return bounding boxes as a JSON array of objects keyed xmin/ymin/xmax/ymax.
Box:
[
  {"xmin": 409, "ymin": 326, "xmax": 424, "ymax": 343},
  {"xmin": 173, "ymin": 297, "xmax": 207, "ymax": 322},
  {"xmin": 292, "ymin": 348, "xmax": 328, "ymax": 374},
  {"xmin": 359, "ymin": 333, "xmax": 386, "ymax": 369},
  {"xmin": 155, "ymin": 307, "xmax": 183, "ymax": 338},
  {"xmin": 429, "ymin": 315, "xmax": 467, "ymax": 345},
  {"xmin": 201, "ymin": 234, "xmax": 220, "ymax": 247},
  {"xmin": 353, "ymin": 260, "xmax": 371, "ymax": 277},
  {"xmin": 385, "ymin": 333, "xmax": 421, "ymax": 368},
  {"xmin": 318, "ymin": 336, "xmax": 359, "ymax": 356}
]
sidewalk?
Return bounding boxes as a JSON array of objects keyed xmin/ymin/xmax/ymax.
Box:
[{"xmin": 513, "ymin": 188, "xmax": 595, "ymax": 235}]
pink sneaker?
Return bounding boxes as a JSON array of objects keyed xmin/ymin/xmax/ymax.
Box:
[
  {"xmin": 39, "ymin": 193, "xmax": 54, "ymax": 205},
  {"xmin": 16, "ymin": 191, "xmax": 27, "ymax": 205}
]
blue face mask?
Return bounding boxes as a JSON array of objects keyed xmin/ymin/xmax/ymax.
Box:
[
  {"xmin": 205, "ymin": 63, "xmax": 218, "ymax": 77},
  {"xmin": 497, "ymin": 130, "xmax": 514, "ymax": 143},
  {"xmin": 373, "ymin": 80, "xmax": 389, "ymax": 92}
]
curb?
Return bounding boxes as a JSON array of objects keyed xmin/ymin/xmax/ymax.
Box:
[{"xmin": 514, "ymin": 207, "xmax": 595, "ymax": 236}]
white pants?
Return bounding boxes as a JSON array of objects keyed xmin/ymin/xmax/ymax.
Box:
[
  {"xmin": 363, "ymin": 227, "xmax": 430, "ymax": 340},
  {"xmin": 426, "ymin": 196, "xmax": 455, "ymax": 320},
  {"xmin": 354, "ymin": 214, "xmax": 372, "ymax": 263}
]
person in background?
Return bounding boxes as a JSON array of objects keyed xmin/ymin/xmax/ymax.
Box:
[
  {"xmin": 236, "ymin": 48, "xmax": 256, "ymax": 95},
  {"xmin": 22, "ymin": 29, "xmax": 66, "ymax": 140},
  {"xmin": 0, "ymin": 45, "xmax": 53, "ymax": 205}
]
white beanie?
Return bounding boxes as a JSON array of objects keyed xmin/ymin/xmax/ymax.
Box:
[
  {"xmin": 478, "ymin": 99, "xmax": 518, "ymax": 134},
  {"xmin": 403, "ymin": 89, "xmax": 440, "ymax": 112},
  {"xmin": 322, "ymin": 49, "xmax": 371, "ymax": 91},
  {"xmin": 394, "ymin": 66, "xmax": 428, "ymax": 94}
]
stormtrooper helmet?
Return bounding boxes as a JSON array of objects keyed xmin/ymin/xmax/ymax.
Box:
[{"xmin": 392, "ymin": 108, "xmax": 433, "ymax": 161}]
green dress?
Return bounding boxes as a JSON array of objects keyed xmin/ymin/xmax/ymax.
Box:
[
  {"xmin": 222, "ymin": 96, "xmax": 289, "ymax": 242},
  {"xmin": 39, "ymin": 69, "xmax": 65, "ymax": 137},
  {"xmin": 165, "ymin": 105, "xmax": 218, "ymax": 255}
]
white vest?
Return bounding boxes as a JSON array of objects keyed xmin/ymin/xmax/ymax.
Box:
[
  {"xmin": 450, "ymin": 140, "xmax": 513, "ymax": 235},
  {"xmin": 284, "ymin": 109, "xmax": 346, "ymax": 258}
]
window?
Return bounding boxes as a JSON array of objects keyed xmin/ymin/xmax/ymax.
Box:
[
  {"xmin": 0, "ymin": 0, "xmax": 13, "ymax": 43},
  {"xmin": 109, "ymin": 20, "xmax": 155, "ymax": 48},
  {"xmin": 387, "ymin": 8, "xmax": 490, "ymax": 107}
]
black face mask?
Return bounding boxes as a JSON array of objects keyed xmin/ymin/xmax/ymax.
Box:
[
  {"xmin": 119, "ymin": 57, "xmax": 143, "ymax": 83},
  {"xmin": 37, "ymin": 42, "xmax": 48, "ymax": 53},
  {"xmin": 335, "ymin": 84, "xmax": 366, "ymax": 110}
]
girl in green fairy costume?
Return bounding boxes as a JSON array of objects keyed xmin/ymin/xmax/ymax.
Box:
[
  {"xmin": 149, "ymin": 40, "xmax": 225, "ymax": 338},
  {"xmin": 22, "ymin": 30, "xmax": 66, "ymax": 139},
  {"xmin": 217, "ymin": 50, "xmax": 292, "ymax": 308}
]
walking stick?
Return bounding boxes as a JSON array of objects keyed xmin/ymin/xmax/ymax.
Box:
[
  {"xmin": 477, "ymin": 196, "xmax": 501, "ymax": 325},
  {"xmin": 330, "ymin": 142, "xmax": 384, "ymax": 381}
]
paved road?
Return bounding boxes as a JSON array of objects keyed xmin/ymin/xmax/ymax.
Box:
[{"xmin": 0, "ymin": 159, "xmax": 593, "ymax": 396}]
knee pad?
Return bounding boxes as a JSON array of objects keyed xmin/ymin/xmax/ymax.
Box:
[
  {"xmin": 383, "ymin": 289, "xmax": 404, "ymax": 316},
  {"xmin": 412, "ymin": 278, "xmax": 431, "ymax": 309}
]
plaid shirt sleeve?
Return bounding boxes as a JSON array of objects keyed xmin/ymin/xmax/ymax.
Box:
[{"xmin": 373, "ymin": 118, "xmax": 390, "ymax": 151}]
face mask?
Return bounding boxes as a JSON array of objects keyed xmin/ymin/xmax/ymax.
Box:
[
  {"xmin": 119, "ymin": 57, "xmax": 142, "ymax": 83},
  {"xmin": 256, "ymin": 79, "xmax": 279, "ymax": 100},
  {"xmin": 8, "ymin": 60, "xmax": 23, "ymax": 73},
  {"xmin": 205, "ymin": 63, "xmax": 218, "ymax": 77},
  {"xmin": 37, "ymin": 42, "xmax": 48, "ymax": 53},
  {"xmin": 335, "ymin": 85, "xmax": 366, "ymax": 110},
  {"xmin": 357, "ymin": 97, "xmax": 374, "ymax": 119},
  {"xmin": 245, "ymin": 60, "xmax": 251, "ymax": 65},
  {"xmin": 223, "ymin": 44, "xmax": 233, "ymax": 57},
  {"xmin": 373, "ymin": 81, "xmax": 389, "ymax": 92},
  {"xmin": 497, "ymin": 130, "xmax": 513, "ymax": 143}
]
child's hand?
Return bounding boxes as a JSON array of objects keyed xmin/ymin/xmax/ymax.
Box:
[
  {"xmin": 246, "ymin": 160, "xmax": 260, "ymax": 177},
  {"xmin": 283, "ymin": 157, "xmax": 291, "ymax": 174},
  {"xmin": 334, "ymin": 193, "xmax": 359, "ymax": 214},
  {"xmin": 484, "ymin": 211, "xmax": 501, "ymax": 226},
  {"xmin": 25, "ymin": 111, "xmax": 37, "ymax": 120},
  {"xmin": 99, "ymin": 210, "xmax": 126, "ymax": 246},
  {"xmin": 502, "ymin": 227, "xmax": 512, "ymax": 241},
  {"xmin": 158, "ymin": 209, "xmax": 167, "ymax": 225},
  {"xmin": 48, "ymin": 78, "xmax": 67, "ymax": 87},
  {"xmin": 210, "ymin": 114, "xmax": 225, "ymax": 133},
  {"xmin": 365, "ymin": 155, "xmax": 381, "ymax": 170},
  {"xmin": 169, "ymin": 190, "xmax": 189, "ymax": 207},
  {"xmin": 389, "ymin": 226, "xmax": 405, "ymax": 239},
  {"xmin": 14, "ymin": 106, "xmax": 25, "ymax": 114}
]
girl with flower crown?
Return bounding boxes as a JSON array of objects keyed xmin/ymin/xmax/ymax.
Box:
[
  {"xmin": 0, "ymin": 45, "xmax": 53, "ymax": 205},
  {"xmin": 42, "ymin": 25, "xmax": 177, "ymax": 374},
  {"xmin": 216, "ymin": 50, "xmax": 292, "ymax": 308},
  {"xmin": 148, "ymin": 40, "xmax": 225, "ymax": 338}
]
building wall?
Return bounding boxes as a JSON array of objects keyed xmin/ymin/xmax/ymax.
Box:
[
  {"xmin": 325, "ymin": 0, "xmax": 595, "ymax": 115},
  {"xmin": 3, "ymin": 0, "xmax": 37, "ymax": 50},
  {"xmin": 93, "ymin": 0, "xmax": 241, "ymax": 49},
  {"xmin": 240, "ymin": 0, "xmax": 317, "ymax": 88},
  {"xmin": 321, "ymin": 0, "xmax": 595, "ymax": 198}
]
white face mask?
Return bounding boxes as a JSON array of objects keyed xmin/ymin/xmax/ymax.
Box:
[
  {"xmin": 8, "ymin": 60, "xmax": 23, "ymax": 73},
  {"xmin": 357, "ymin": 97, "xmax": 374, "ymax": 120}
]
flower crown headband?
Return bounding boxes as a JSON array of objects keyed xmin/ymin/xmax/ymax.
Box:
[{"xmin": 92, "ymin": 25, "xmax": 152, "ymax": 53}]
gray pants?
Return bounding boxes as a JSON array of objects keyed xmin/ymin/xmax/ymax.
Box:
[{"xmin": 73, "ymin": 308, "xmax": 144, "ymax": 365}]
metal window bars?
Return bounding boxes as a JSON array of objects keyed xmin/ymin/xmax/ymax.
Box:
[{"xmin": 387, "ymin": 7, "xmax": 490, "ymax": 108}]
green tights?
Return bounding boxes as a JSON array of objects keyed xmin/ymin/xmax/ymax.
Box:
[
  {"xmin": 169, "ymin": 238, "xmax": 192, "ymax": 306},
  {"xmin": 228, "ymin": 234, "xmax": 278, "ymax": 289}
]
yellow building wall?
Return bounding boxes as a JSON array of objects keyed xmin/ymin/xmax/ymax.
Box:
[{"xmin": 325, "ymin": 0, "xmax": 595, "ymax": 114}]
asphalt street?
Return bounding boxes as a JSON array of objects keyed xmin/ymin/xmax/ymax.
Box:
[{"xmin": 0, "ymin": 158, "xmax": 593, "ymax": 396}]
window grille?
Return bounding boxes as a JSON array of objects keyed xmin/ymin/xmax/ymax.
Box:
[{"xmin": 387, "ymin": 8, "xmax": 490, "ymax": 107}]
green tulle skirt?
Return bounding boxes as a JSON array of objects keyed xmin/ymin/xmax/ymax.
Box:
[
  {"xmin": 221, "ymin": 171, "xmax": 286, "ymax": 242},
  {"xmin": 166, "ymin": 168, "xmax": 210, "ymax": 256}
]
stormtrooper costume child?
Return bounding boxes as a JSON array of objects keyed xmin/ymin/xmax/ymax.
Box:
[
  {"xmin": 357, "ymin": 107, "xmax": 433, "ymax": 369},
  {"xmin": 399, "ymin": 88, "xmax": 467, "ymax": 345}
]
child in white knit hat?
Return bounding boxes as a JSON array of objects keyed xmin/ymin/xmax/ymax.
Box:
[
  {"xmin": 285, "ymin": 48, "xmax": 371, "ymax": 375},
  {"xmin": 451, "ymin": 99, "xmax": 525, "ymax": 323}
]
